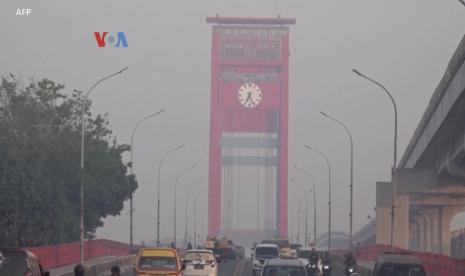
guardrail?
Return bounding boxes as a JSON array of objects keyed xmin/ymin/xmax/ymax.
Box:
[
  {"xmin": 26, "ymin": 239, "xmax": 132, "ymax": 269},
  {"xmin": 332, "ymin": 245, "xmax": 465, "ymax": 276}
]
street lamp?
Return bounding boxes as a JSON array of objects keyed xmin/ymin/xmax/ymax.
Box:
[
  {"xmin": 79, "ymin": 66, "xmax": 128, "ymax": 264},
  {"xmin": 129, "ymin": 109, "xmax": 165, "ymax": 252},
  {"xmin": 184, "ymin": 178, "xmax": 205, "ymax": 246},
  {"xmin": 290, "ymin": 178, "xmax": 310, "ymax": 246},
  {"xmin": 352, "ymin": 69, "xmax": 397, "ymax": 248},
  {"xmin": 320, "ymin": 111, "xmax": 354, "ymax": 250},
  {"xmin": 193, "ymin": 188, "xmax": 206, "ymax": 248},
  {"xmin": 304, "ymin": 145, "xmax": 332, "ymax": 251},
  {"xmin": 157, "ymin": 144, "xmax": 186, "ymax": 245},
  {"xmin": 293, "ymin": 166, "xmax": 318, "ymax": 246},
  {"xmin": 174, "ymin": 163, "xmax": 198, "ymax": 246},
  {"xmin": 291, "ymin": 191, "xmax": 304, "ymax": 244}
]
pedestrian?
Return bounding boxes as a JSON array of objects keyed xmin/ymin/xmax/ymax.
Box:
[
  {"xmin": 110, "ymin": 265, "xmax": 121, "ymax": 276},
  {"xmin": 74, "ymin": 264, "xmax": 85, "ymax": 276}
]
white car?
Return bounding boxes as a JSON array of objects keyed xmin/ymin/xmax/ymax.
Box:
[
  {"xmin": 182, "ymin": 250, "xmax": 218, "ymax": 276},
  {"xmin": 252, "ymin": 243, "xmax": 280, "ymax": 275}
]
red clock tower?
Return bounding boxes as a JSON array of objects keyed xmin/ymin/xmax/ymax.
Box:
[{"xmin": 207, "ymin": 17, "xmax": 295, "ymax": 237}]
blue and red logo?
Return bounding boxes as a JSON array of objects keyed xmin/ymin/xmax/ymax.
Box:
[{"xmin": 94, "ymin": 32, "xmax": 128, "ymax": 48}]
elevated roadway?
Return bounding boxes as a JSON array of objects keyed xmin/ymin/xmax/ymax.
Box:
[{"xmin": 373, "ymin": 34, "xmax": 465, "ymax": 255}]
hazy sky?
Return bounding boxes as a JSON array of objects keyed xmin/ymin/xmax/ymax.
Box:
[{"xmin": 1, "ymin": 0, "xmax": 465, "ymax": 244}]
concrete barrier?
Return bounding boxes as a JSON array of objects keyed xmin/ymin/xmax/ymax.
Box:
[{"xmin": 54, "ymin": 255, "xmax": 135, "ymax": 276}]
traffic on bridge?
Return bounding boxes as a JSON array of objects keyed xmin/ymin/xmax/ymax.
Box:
[{"xmin": 1, "ymin": 1, "xmax": 465, "ymax": 276}]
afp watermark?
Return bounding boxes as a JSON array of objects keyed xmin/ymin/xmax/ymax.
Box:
[{"xmin": 16, "ymin": 8, "xmax": 31, "ymax": 16}]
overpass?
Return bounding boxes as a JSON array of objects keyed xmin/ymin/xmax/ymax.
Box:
[{"xmin": 370, "ymin": 34, "xmax": 465, "ymax": 256}]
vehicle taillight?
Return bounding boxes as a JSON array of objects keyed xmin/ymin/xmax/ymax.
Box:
[
  {"xmin": 211, "ymin": 260, "xmax": 216, "ymax": 268},
  {"xmin": 23, "ymin": 272, "xmax": 32, "ymax": 276}
]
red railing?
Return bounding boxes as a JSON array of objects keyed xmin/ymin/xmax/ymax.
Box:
[
  {"xmin": 26, "ymin": 239, "xmax": 130, "ymax": 269},
  {"xmin": 335, "ymin": 244, "xmax": 465, "ymax": 276}
]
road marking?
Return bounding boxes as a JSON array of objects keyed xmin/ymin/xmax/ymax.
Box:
[
  {"xmin": 233, "ymin": 259, "xmax": 245, "ymax": 276},
  {"xmin": 237, "ymin": 259, "xmax": 246, "ymax": 276}
]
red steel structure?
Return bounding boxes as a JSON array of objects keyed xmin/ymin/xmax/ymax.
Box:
[{"xmin": 207, "ymin": 17, "xmax": 295, "ymax": 237}]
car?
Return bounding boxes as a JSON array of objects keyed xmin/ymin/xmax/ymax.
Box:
[
  {"xmin": 0, "ymin": 248, "xmax": 50, "ymax": 276},
  {"xmin": 252, "ymin": 243, "xmax": 280, "ymax": 275},
  {"xmin": 260, "ymin": 258, "xmax": 307, "ymax": 276},
  {"xmin": 135, "ymin": 247, "xmax": 183, "ymax": 276},
  {"xmin": 181, "ymin": 250, "xmax": 217, "ymax": 276},
  {"xmin": 372, "ymin": 252, "xmax": 427, "ymax": 276}
]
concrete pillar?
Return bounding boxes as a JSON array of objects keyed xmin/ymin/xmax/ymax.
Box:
[
  {"xmin": 420, "ymin": 212, "xmax": 431, "ymax": 252},
  {"xmin": 376, "ymin": 206, "xmax": 391, "ymax": 245},
  {"xmin": 393, "ymin": 194, "xmax": 410, "ymax": 249},
  {"xmin": 425, "ymin": 208, "xmax": 440, "ymax": 253},
  {"xmin": 410, "ymin": 217, "xmax": 422, "ymax": 251},
  {"xmin": 416, "ymin": 209, "xmax": 432, "ymax": 252},
  {"xmin": 375, "ymin": 182, "xmax": 393, "ymax": 245},
  {"xmin": 375, "ymin": 182, "xmax": 410, "ymax": 248},
  {"xmin": 425, "ymin": 207, "xmax": 455, "ymax": 255}
]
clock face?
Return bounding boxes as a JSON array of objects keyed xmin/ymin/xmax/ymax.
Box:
[{"xmin": 238, "ymin": 82, "xmax": 262, "ymax": 108}]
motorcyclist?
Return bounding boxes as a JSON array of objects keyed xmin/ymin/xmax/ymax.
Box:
[
  {"xmin": 345, "ymin": 252, "xmax": 357, "ymax": 275},
  {"xmin": 110, "ymin": 265, "xmax": 121, "ymax": 276},
  {"xmin": 322, "ymin": 251, "xmax": 331, "ymax": 264},
  {"xmin": 321, "ymin": 252, "xmax": 332, "ymax": 275},
  {"xmin": 309, "ymin": 247, "xmax": 319, "ymax": 264},
  {"xmin": 74, "ymin": 264, "xmax": 85, "ymax": 276},
  {"xmin": 308, "ymin": 247, "xmax": 320, "ymax": 275}
]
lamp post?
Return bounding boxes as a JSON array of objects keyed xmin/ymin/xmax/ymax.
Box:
[
  {"xmin": 320, "ymin": 111, "xmax": 354, "ymax": 250},
  {"xmin": 304, "ymin": 145, "xmax": 332, "ymax": 251},
  {"xmin": 173, "ymin": 163, "xmax": 197, "ymax": 246},
  {"xmin": 194, "ymin": 189, "xmax": 206, "ymax": 248},
  {"xmin": 352, "ymin": 69, "xmax": 397, "ymax": 249},
  {"xmin": 184, "ymin": 178, "xmax": 205, "ymax": 246},
  {"xmin": 291, "ymin": 191, "xmax": 305, "ymax": 244},
  {"xmin": 157, "ymin": 144, "xmax": 186, "ymax": 246},
  {"xmin": 293, "ymin": 166, "xmax": 317, "ymax": 246},
  {"xmin": 128, "ymin": 109, "xmax": 165, "ymax": 252},
  {"xmin": 79, "ymin": 66, "xmax": 128, "ymax": 264},
  {"xmin": 290, "ymin": 178, "xmax": 310, "ymax": 246}
]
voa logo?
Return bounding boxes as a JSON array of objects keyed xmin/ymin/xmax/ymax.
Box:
[{"xmin": 94, "ymin": 32, "xmax": 128, "ymax": 48}]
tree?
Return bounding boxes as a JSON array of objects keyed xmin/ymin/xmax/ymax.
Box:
[{"xmin": 0, "ymin": 75, "xmax": 137, "ymax": 246}]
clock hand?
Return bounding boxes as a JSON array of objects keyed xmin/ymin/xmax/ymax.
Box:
[{"xmin": 246, "ymin": 92, "xmax": 253, "ymax": 103}]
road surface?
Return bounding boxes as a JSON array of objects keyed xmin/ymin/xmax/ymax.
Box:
[{"xmin": 121, "ymin": 258, "xmax": 347, "ymax": 276}]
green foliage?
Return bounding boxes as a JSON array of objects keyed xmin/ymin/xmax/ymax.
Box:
[{"xmin": 0, "ymin": 75, "xmax": 137, "ymax": 247}]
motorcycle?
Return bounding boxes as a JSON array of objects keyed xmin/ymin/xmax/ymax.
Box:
[
  {"xmin": 307, "ymin": 261, "xmax": 319, "ymax": 276},
  {"xmin": 321, "ymin": 263, "xmax": 331, "ymax": 276},
  {"xmin": 346, "ymin": 265, "xmax": 359, "ymax": 276}
]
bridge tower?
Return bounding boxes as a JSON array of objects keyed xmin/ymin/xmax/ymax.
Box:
[{"xmin": 207, "ymin": 17, "xmax": 295, "ymax": 237}]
